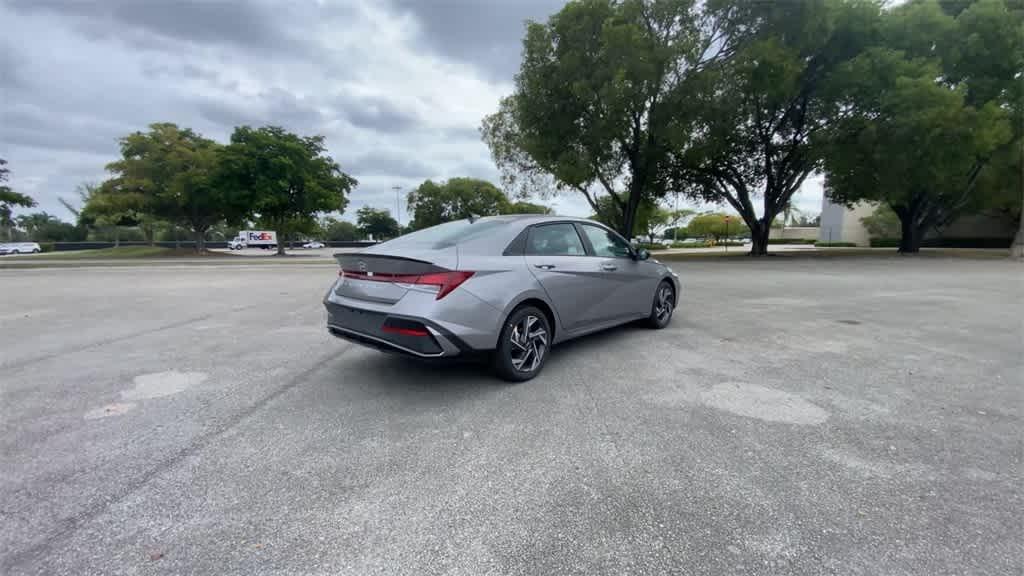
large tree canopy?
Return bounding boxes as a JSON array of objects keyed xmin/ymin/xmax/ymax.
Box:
[
  {"xmin": 820, "ymin": 0, "xmax": 1021, "ymax": 252},
  {"xmin": 406, "ymin": 178, "xmax": 510, "ymax": 230},
  {"xmin": 103, "ymin": 123, "xmax": 243, "ymax": 252},
  {"xmin": 482, "ymin": 0, "xmax": 742, "ymax": 238},
  {"xmin": 671, "ymin": 0, "xmax": 881, "ymax": 255},
  {"xmin": 218, "ymin": 126, "xmax": 356, "ymax": 255}
]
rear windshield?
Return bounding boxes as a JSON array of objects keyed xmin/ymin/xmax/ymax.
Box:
[{"xmin": 383, "ymin": 219, "xmax": 510, "ymax": 248}]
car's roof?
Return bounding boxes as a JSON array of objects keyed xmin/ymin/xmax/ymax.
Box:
[{"xmin": 475, "ymin": 214, "xmax": 598, "ymax": 225}]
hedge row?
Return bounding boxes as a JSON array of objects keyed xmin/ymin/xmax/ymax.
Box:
[
  {"xmin": 815, "ymin": 242, "xmax": 858, "ymax": 247},
  {"xmin": 768, "ymin": 238, "xmax": 817, "ymax": 245},
  {"xmin": 869, "ymin": 237, "xmax": 1013, "ymax": 249}
]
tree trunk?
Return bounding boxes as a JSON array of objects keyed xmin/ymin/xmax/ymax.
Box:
[
  {"xmin": 897, "ymin": 212, "xmax": 921, "ymax": 253},
  {"xmin": 749, "ymin": 222, "xmax": 770, "ymax": 256},
  {"xmin": 619, "ymin": 182, "xmax": 645, "ymax": 242},
  {"xmin": 193, "ymin": 229, "xmax": 206, "ymax": 254},
  {"xmin": 276, "ymin": 224, "xmax": 287, "ymax": 256},
  {"xmin": 1010, "ymin": 215, "xmax": 1023, "ymax": 260}
]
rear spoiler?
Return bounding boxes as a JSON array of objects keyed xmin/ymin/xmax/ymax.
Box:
[{"xmin": 334, "ymin": 253, "xmax": 447, "ymax": 276}]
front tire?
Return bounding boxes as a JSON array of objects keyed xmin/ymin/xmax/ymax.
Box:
[
  {"xmin": 646, "ymin": 280, "xmax": 675, "ymax": 329},
  {"xmin": 493, "ymin": 306, "xmax": 551, "ymax": 382}
]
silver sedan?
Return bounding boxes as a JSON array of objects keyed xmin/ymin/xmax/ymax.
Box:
[{"xmin": 324, "ymin": 215, "xmax": 680, "ymax": 381}]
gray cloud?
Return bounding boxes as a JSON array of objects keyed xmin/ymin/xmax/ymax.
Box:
[
  {"xmin": 9, "ymin": 0, "xmax": 303, "ymax": 54},
  {"xmin": 392, "ymin": 0, "xmax": 563, "ymax": 80},
  {"xmin": 196, "ymin": 89, "xmax": 325, "ymax": 134},
  {"xmin": 339, "ymin": 94, "xmax": 420, "ymax": 134},
  {"xmin": 3, "ymin": 103, "xmax": 124, "ymax": 155},
  {"xmin": 348, "ymin": 150, "xmax": 434, "ymax": 180}
]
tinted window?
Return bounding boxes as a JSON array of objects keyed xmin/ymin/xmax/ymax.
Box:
[
  {"xmin": 382, "ymin": 218, "xmax": 510, "ymax": 249},
  {"xmin": 580, "ymin": 224, "xmax": 632, "ymax": 258},
  {"xmin": 526, "ymin": 224, "xmax": 586, "ymax": 256}
]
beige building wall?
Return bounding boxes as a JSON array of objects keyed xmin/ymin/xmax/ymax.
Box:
[
  {"xmin": 819, "ymin": 199, "xmax": 875, "ymax": 246},
  {"xmin": 819, "ymin": 195, "xmax": 1016, "ymax": 246},
  {"xmin": 769, "ymin": 226, "xmax": 819, "ymax": 240}
]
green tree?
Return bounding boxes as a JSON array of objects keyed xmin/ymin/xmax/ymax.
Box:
[
  {"xmin": 503, "ymin": 201, "xmax": 552, "ymax": 215},
  {"xmin": 589, "ymin": 195, "xmax": 672, "ymax": 239},
  {"xmin": 218, "ymin": 126, "xmax": 356, "ymax": 255},
  {"xmin": 859, "ymin": 204, "xmax": 901, "ymax": 240},
  {"xmin": 318, "ymin": 216, "xmax": 361, "ymax": 241},
  {"xmin": 356, "ymin": 206, "xmax": 400, "ymax": 240},
  {"xmin": 672, "ymin": 0, "xmax": 881, "ymax": 255},
  {"xmin": 406, "ymin": 178, "xmax": 509, "ymax": 230},
  {"xmin": 104, "ymin": 123, "xmax": 247, "ymax": 252},
  {"xmin": 821, "ymin": 0, "xmax": 1019, "ymax": 252},
  {"xmin": 637, "ymin": 204, "xmax": 673, "ymax": 241},
  {"xmin": 482, "ymin": 0, "xmax": 741, "ymax": 238},
  {"xmin": 0, "ymin": 158, "xmax": 37, "ymax": 241},
  {"xmin": 14, "ymin": 212, "xmax": 87, "ymax": 242},
  {"xmin": 79, "ymin": 182, "xmax": 143, "ymax": 247},
  {"xmin": 686, "ymin": 212, "xmax": 751, "ymax": 242}
]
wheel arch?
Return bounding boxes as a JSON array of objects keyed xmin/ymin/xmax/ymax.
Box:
[{"xmin": 497, "ymin": 294, "xmax": 559, "ymax": 347}]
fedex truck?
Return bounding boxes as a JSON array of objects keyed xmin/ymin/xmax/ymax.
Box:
[{"xmin": 228, "ymin": 230, "xmax": 278, "ymax": 250}]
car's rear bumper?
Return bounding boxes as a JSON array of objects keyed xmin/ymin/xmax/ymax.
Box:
[{"xmin": 324, "ymin": 300, "xmax": 478, "ymax": 358}]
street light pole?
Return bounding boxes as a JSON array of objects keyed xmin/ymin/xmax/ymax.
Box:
[
  {"xmin": 392, "ymin": 185, "xmax": 402, "ymax": 227},
  {"xmin": 674, "ymin": 192, "xmax": 679, "ymax": 244}
]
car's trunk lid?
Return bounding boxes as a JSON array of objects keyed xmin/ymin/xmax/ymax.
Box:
[{"xmin": 333, "ymin": 247, "xmax": 458, "ymax": 304}]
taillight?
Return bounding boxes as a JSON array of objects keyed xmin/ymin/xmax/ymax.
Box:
[
  {"xmin": 413, "ymin": 271, "xmax": 474, "ymax": 299},
  {"xmin": 338, "ymin": 269, "xmax": 474, "ymax": 300}
]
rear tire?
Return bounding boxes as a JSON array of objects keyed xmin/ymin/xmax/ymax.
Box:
[
  {"xmin": 493, "ymin": 305, "xmax": 551, "ymax": 382},
  {"xmin": 646, "ymin": 280, "xmax": 675, "ymax": 329}
]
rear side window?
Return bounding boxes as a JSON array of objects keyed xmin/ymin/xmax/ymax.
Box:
[{"xmin": 526, "ymin": 224, "xmax": 586, "ymax": 256}]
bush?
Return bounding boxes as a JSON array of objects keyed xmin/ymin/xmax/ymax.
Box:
[
  {"xmin": 667, "ymin": 240, "xmax": 744, "ymax": 249},
  {"xmin": 38, "ymin": 242, "xmax": 56, "ymax": 253},
  {"xmin": 768, "ymin": 238, "xmax": 817, "ymax": 244},
  {"xmin": 815, "ymin": 242, "xmax": 858, "ymax": 247},
  {"xmin": 869, "ymin": 237, "xmax": 1013, "ymax": 249},
  {"xmin": 869, "ymin": 238, "xmax": 900, "ymax": 248},
  {"xmin": 637, "ymin": 243, "xmax": 667, "ymax": 251}
]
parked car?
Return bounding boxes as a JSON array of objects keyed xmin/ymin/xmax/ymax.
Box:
[
  {"xmin": 302, "ymin": 241, "xmax": 326, "ymax": 249},
  {"xmin": 324, "ymin": 215, "xmax": 680, "ymax": 381},
  {"xmin": 0, "ymin": 242, "xmax": 42, "ymax": 255}
]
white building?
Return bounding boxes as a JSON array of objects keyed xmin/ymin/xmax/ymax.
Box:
[{"xmin": 818, "ymin": 197, "xmax": 1017, "ymax": 247}]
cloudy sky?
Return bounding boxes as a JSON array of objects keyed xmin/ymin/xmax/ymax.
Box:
[{"xmin": 1, "ymin": 0, "xmax": 823, "ymax": 224}]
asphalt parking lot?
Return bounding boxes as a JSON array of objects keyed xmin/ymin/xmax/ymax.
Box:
[{"xmin": 1, "ymin": 257, "xmax": 1020, "ymax": 575}]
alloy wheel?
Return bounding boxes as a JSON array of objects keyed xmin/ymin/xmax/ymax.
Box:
[
  {"xmin": 509, "ymin": 315, "xmax": 548, "ymax": 373},
  {"xmin": 655, "ymin": 284, "xmax": 674, "ymax": 323}
]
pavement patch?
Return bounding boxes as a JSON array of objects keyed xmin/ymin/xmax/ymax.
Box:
[
  {"xmin": 122, "ymin": 371, "xmax": 208, "ymax": 401},
  {"xmin": 700, "ymin": 382, "xmax": 829, "ymax": 425},
  {"xmin": 84, "ymin": 403, "xmax": 137, "ymax": 419}
]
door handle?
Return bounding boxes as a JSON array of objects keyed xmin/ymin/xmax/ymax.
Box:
[
  {"xmin": 534, "ymin": 264, "xmax": 556, "ymax": 270},
  {"xmin": 601, "ymin": 263, "xmax": 617, "ymax": 271}
]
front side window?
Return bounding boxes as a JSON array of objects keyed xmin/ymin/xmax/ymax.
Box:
[
  {"xmin": 580, "ymin": 224, "xmax": 632, "ymax": 258},
  {"xmin": 526, "ymin": 224, "xmax": 586, "ymax": 256}
]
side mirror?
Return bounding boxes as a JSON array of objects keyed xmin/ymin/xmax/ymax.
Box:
[{"xmin": 635, "ymin": 248, "xmax": 650, "ymax": 261}]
